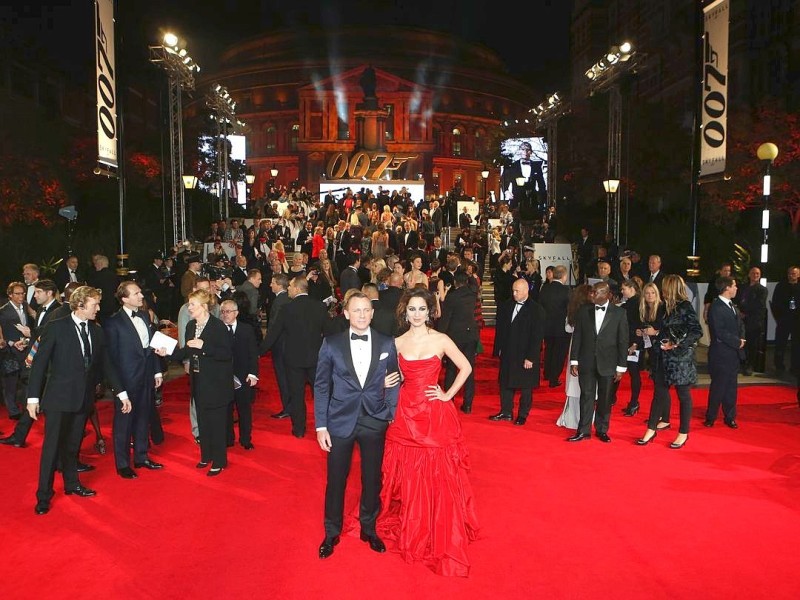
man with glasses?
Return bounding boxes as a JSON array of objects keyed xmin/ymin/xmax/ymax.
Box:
[
  {"xmin": 0, "ymin": 282, "xmax": 31, "ymax": 420},
  {"xmin": 220, "ymin": 299, "xmax": 259, "ymax": 450}
]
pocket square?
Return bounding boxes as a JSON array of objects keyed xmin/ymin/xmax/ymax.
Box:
[{"xmin": 379, "ymin": 352, "xmax": 389, "ymax": 360}]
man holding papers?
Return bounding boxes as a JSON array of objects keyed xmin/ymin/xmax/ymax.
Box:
[{"xmin": 104, "ymin": 282, "xmax": 167, "ymax": 479}]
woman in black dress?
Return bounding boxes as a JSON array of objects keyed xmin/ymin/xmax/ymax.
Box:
[{"xmin": 171, "ymin": 289, "xmax": 234, "ymax": 475}]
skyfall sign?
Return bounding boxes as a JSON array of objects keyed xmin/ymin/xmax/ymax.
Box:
[
  {"xmin": 326, "ymin": 151, "xmax": 419, "ymax": 180},
  {"xmin": 700, "ymin": 0, "xmax": 729, "ymax": 178},
  {"xmin": 95, "ymin": 0, "xmax": 117, "ymax": 167}
]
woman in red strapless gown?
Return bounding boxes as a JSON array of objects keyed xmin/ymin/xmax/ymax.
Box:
[{"xmin": 378, "ymin": 288, "xmax": 480, "ymax": 577}]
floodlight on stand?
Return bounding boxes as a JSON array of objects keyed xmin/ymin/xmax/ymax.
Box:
[
  {"xmin": 620, "ymin": 41, "xmax": 632, "ymax": 54},
  {"xmin": 163, "ymin": 32, "xmax": 178, "ymax": 47}
]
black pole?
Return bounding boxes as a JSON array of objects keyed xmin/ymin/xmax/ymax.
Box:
[{"xmin": 114, "ymin": 0, "xmax": 128, "ymax": 276}]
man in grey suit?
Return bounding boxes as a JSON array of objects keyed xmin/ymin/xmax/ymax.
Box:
[
  {"xmin": 568, "ymin": 282, "xmax": 628, "ymax": 443},
  {"xmin": 237, "ymin": 268, "xmax": 262, "ymax": 318}
]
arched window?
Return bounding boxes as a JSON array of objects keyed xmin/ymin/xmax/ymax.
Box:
[
  {"xmin": 452, "ymin": 127, "xmax": 462, "ymax": 157},
  {"xmin": 289, "ymin": 124, "xmax": 299, "ymax": 151},
  {"xmin": 265, "ymin": 125, "xmax": 277, "ymax": 154}
]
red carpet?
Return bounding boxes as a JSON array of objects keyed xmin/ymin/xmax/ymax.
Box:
[{"xmin": 3, "ymin": 328, "xmax": 800, "ymax": 599}]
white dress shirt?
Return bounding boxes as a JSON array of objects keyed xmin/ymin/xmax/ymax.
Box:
[{"xmin": 349, "ymin": 328, "xmax": 372, "ymax": 388}]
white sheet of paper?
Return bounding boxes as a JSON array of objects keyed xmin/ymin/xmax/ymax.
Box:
[
  {"xmin": 150, "ymin": 330, "xmax": 178, "ymax": 355},
  {"xmin": 627, "ymin": 350, "xmax": 640, "ymax": 362}
]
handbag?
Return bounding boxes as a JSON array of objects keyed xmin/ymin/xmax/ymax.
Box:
[{"xmin": 1, "ymin": 347, "xmax": 21, "ymax": 375}]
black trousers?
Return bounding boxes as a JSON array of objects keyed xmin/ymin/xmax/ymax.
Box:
[
  {"xmin": 272, "ymin": 349, "xmax": 290, "ymax": 412},
  {"xmin": 577, "ymin": 368, "xmax": 614, "ymax": 435},
  {"xmin": 227, "ymin": 385, "xmax": 254, "ymax": 445},
  {"xmin": 37, "ymin": 408, "xmax": 89, "ymax": 504},
  {"xmin": 774, "ymin": 316, "xmax": 793, "ymax": 370},
  {"xmin": 500, "ymin": 386, "xmax": 532, "ymax": 417},
  {"xmin": 113, "ymin": 393, "xmax": 152, "ymax": 469},
  {"xmin": 287, "ymin": 364, "xmax": 316, "ymax": 436},
  {"xmin": 445, "ymin": 339, "xmax": 477, "ymax": 408},
  {"xmin": 707, "ymin": 356, "xmax": 738, "ymax": 424},
  {"xmin": 744, "ymin": 325, "xmax": 764, "ymax": 372},
  {"xmin": 618, "ymin": 360, "xmax": 641, "ymax": 407},
  {"xmin": 196, "ymin": 403, "xmax": 228, "ymax": 468},
  {"xmin": 543, "ymin": 336, "xmax": 569, "ymax": 385},
  {"xmin": 648, "ymin": 366, "xmax": 693, "ymax": 434},
  {"xmin": 150, "ymin": 396, "xmax": 164, "ymax": 445},
  {"xmin": 324, "ymin": 414, "xmax": 388, "ymax": 539}
]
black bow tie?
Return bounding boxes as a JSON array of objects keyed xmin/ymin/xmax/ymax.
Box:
[
  {"xmin": 131, "ymin": 310, "xmax": 143, "ymax": 320},
  {"xmin": 596, "ymin": 305, "xmax": 606, "ymax": 311},
  {"xmin": 351, "ymin": 333, "xmax": 368, "ymax": 342},
  {"xmin": 521, "ymin": 160, "xmax": 531, "ymax": 165}
]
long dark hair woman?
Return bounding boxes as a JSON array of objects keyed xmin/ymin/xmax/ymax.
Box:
[{"xmin": 636, "ymin": 275, "xmax": 702, "ymax": 449}]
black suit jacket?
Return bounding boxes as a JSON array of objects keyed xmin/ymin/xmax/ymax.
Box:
[
  {"xmin": 538, "ymin": 281, "xmax": 570, "ymax": 338},
  {"xmin": 493, "ymin": 298, "xmax": 545, "ymax": 388},
  {"xmin": 231, "ymin": 320, "xmax": 259, "ymax": 381},
  {"xmin": 437, "ymin": 286, "xmax": 479, "ymax": 344},
  {"xmin": 260, "ymin": 294, "xmax": 328, "ymax": 368},
  {"xmin": 172, "ymin": 315, "xmax": 233, "ymax": 409},
  {"xmin": 86, "ymin": 268, "xmax": 120, "ymax": 320},
  {"xmin": 0, "ymin": 302, "xmax": 31, "ymax": 343},
  {"xmin": 339, "ymin": 267, "xmax": 361, "ymax": 294},
  {"xmin": 32, "ymin": 301, "xmax": 62, "ymax": 339},
  {"xmin": 53, "ymin": 263, "xmax": 83, "ymax": 292},
  {"xmin": 570, "ymin": 303, "xmax": 628, "ymax": 376},
  {"xmin": 28, "ymin": 315, "xmax": 124, "ymax": 412},
  {"xmin": 369, "ymin": 299, "xmax": 397, "ymax": 337},
  {"xmin": 379, "ymin": 287, "xmax": 403, "ymax": 314},
  {"xmin": 708, "ymin": 297, "xmax": 745, "ymax": 367},
  {"xmin": 104, "ymin": 308, "xmax": 159, "ymax": 407},
  {"xmin": 503, "ymin": 159, "xmax": 546, "ymax": 206},
  {"xmin": 268, "ymin": 291, "xmax": 291, "ymax": 327}
]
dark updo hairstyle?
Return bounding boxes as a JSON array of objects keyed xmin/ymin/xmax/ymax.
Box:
[{"xmin": 396, "ymin": 287, "xmax": 437, "ymax": 334}]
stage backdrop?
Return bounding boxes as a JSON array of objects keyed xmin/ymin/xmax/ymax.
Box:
[{"xmin": 532, "ymin": 243, "xmax": 575, "ymax": 285}]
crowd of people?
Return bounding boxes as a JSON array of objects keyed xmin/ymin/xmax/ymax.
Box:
[{"xmin": 1, "ymin": 187, "xmax": 799, "ymax": 576}]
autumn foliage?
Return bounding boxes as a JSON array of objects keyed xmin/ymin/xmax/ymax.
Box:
[{"xmin": 0, "ymin": 155, "xmax": 69, "ymax": 227}]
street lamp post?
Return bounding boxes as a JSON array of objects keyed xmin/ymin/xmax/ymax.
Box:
[
  {"xmin": 756, "ymin": 142, "xmax": 778, "ymax": 373},
  {"xmin": 245, "ymin": 168, "xmax": 256, "ymax": 212},
  {"xmin": 270, "ymin": 164, "xmax": 279, "ymax": 185},
  {"xmin": 602, "ymin": 178, "xmax": 620, "ymax": 241},
  {"xmin": 182, "ymin": 174, "xmax": 198, "ymax": 241},
  {"xmin": 481, "ymin": 167, "xmax": 489, "ymax": 202}
]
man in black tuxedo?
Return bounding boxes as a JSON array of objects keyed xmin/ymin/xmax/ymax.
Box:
[
  {"xmin": 314, "ymin": 292, "xmax": 400, "ymax": 559},
  {"xmin": 1, "ymin": 279, "xmax": 60, "ymax": 448},
  {"xmin": 339, "ymin": 253, "xmax": 362, "ymax": 295},
  {"xmin": 428, "ymin": 236, "xmax": 448, "ymax": 267},
  {"xmin": 220, "ymin": 299, "xmax": 259, "ymax": 449},
  {"xmin": 53, "ymin": 255, "xmax": 82, "ymax": 293},
  {"xmin": 267, "ymin": 274, "xmax": 291, "ymax": 418},
  {"xmin": 568, "ymin": 282, "xmax": 628, "ymax": 442},
  {"xmin": 738, "ymin": 266, "xmax": 768, "ymax": 376},
  {"xmin": 22, "ymin": 263, "xmax": 41, "ymax": 317},
  {"xmin": 400, "ymin": 221, "xmax": 419, "ymax": 259},
  {"xmin": 333, "ymin": 221, "xmax": 353, "ymax": 275},
  {"xmin": 260, "ymin": 276, "xmax": 329, "ymax": 437},
  {"xmin": 491, "ymin": 278, "xmax": 545, "ymax": 425},
  {"xmin": 539, "ymin": 265, "xmax": 571, "ymax": 387},
  {"xmin": 104, "ymin": 282, "xmax": 166, "ymax": 479},
  {"xmin": 646, "ymin": 255, "xmax": 666, "ymax": 291},
  {"xmin": 142, "ymin": 253, "xmax": 171, "ymax": 318},
  {"xmin": 502, "ymin": 141, "xmax": 546, "ymax": 212},
  {"xmin": 1, "ymin": 281, "xmax": 31, "ymax": 420},
  {"xmin": 706, "ymin": 277, "xmax": 746, "ymax": 428},
  {"xmin": 26, "ymin": 286, "xmax": 127, "ymax": 514},
  {"xmin": 438, "ymin": 271, "xmax": 480, "ymax": 413},
  {"xmin": 231, "ymin": 255, "xmax": 250, "ymax": 287},
  {"xmin": 296, "ymin": 221, "xmax": 314, "ymax": 256}
]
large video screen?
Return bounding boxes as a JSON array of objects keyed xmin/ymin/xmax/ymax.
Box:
[{"xmin": 499, "ymin": 136, "xmax": 548, "ymax": 202}]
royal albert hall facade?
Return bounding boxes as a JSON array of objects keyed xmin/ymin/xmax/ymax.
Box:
[{"xmin": 190, "ymin": 27, "xmax": 537, "ymax": 201}]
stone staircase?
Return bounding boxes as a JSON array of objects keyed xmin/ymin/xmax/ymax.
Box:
[{"xmin": 442, "ymin": 226, "xmax": 496, "ymax": 326}]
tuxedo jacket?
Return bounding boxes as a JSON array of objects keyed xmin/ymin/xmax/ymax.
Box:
[
  {"xmin": 570, "ymin": 303, "xmax": 628, "ymax": 376},
  {"xmin": 437, "ymin": 286, "xmax": 479, "ymax": 345},
  {"xmin": 104, "ymin": 308, "xmax": 160, "ymax": 406},
  {"xmin": 313, "ymin": 328, "xmax": 399, "ymax": 438},
  {"xmin": 28, "ymin": 315, "xmax": 124, "ymax": 412},
  {"xmin": 493, "ymin": 297, "xmax": 545, "ymax": 389},
  {"xmin": 339, "ymin": 267, "xmax": 361, "ymax": 295},
  {"xmin": 707, "ymin": 297, "xmax": 745, "ymax": 367},
  {"xmin": 172, "ymin": 315, "xmax": 233, "ymax": 409},
  {"xmin": 260, "ymin": 294, "xmax": 328, "ymax": 368},
  {"xmin": 504, "ymin": 159, "xmax": 546, "ymax": 202},
  {"xmin": 32, "ymin": 301, "xmax": 62, "ymax": 339},
  {"xmin": 538, "ymin": 280, "xmax": 570, "ymax": 338}
]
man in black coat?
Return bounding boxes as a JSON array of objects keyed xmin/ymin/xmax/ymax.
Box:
[
  {"xmin": 266, "ymin": 274, "xmax": 291, "ymax": 418},
  {"xmin": 501, "ymin": 141, "xmax": 547, "ymax": 212},
  {"xmin": 104, "ymin": 282, "xmax": 165, "ymax": 478},
  {"xmin": 491, "ymin": 278, "xmax": 545, "ymax": 425},
  {"xmin": 539, "ymin": 265, "xmax": 571, "ymax": 388},
  {"xmin": 706, "ymin": 277, "xmax": 746, "ymax": 428},
  {"xmin": 576, "ymin": 228, "xmax": 593, "ymax": 284},
  {"xmin": 339, "ymin": 253, "xmax": 362, "ymax": 296},
  {"xmin": 363, "ymin": 284, "xmax": 396, "ymax": 337},
  {"xmin": 53, "ymin": 255, "xmax": 83, "ymax": 293},
  {"xmin": 220, "ymin": 299, "xmax": 260, "ymax": 449},
  {"xmin": 568, "ymin": 281, "xmax": 628, "ymax": 442},
  {"xmin": 438, "ymin": 271, "xmax": 480, "ymax": 413},
  {"xmin": 260, "ymin": 276, "xmax": 329, "ymax": 437},
  {"xmin": 26, "ymin": 286, "xmax": 127, "ymax": 514},
  {"xmin": 378, "ymin": 273, "xmax": 404, "ymax": 314},
  {"xmin": 738, "ymin": 265, "xmax": 768, "ymax": 375},
  {"xmin": 771, "ymin": 265, "xmax": 800, "ymax": 372},
  {"xmin": 85, "ymin": 255, "xmax": 119, "ymax": 322}
]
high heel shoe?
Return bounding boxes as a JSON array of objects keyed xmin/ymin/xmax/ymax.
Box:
[
  {"xmin": 635, "ymin": 430, "xmax": 657, "ymax": 445},
  {"xmin": 669, "ymin": 436, "xmax": 688, "ymax": 449},
  {"xmin": 94, "ymin": 438, "xmax": 106, "ymax": 455},
  {"xmin": 623, "ymin": 405, "xmax": 640, "ymax": 417}
]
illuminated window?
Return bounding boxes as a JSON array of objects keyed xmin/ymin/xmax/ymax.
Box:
[
  {"xmin": 290, "ymin": 124, "xmax": 300, "ymax": 151},
  {"xmin": 265, "ymin": 125, "xmax": 277, "ymax": 154},
  {"xmin": 385, "ymin": 104, "xmax": 394, "ymax": 140},
  {"xmin": 452, "ymin": 128, "xmax": 462, "ymax": 157}
]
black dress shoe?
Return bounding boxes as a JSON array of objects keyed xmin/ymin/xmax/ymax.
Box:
[
  {"xmin": 622, "ymin": 405, "xmax": 640, "ymax": 417},
  {"xmin": 703, "ymin": 420, "xmax": 714, "ymax": 427},
  {"xmin": 514, "ymin": 416, "xmax": 527, "ymax": 426},
  {"xmin": 117, "ymin": 467, "xmax": 138, "ymax": 479},
  {"xmin": 241, "ymin": 442, "xmax": 255, "ymax": 450},
  {"xmin": 65, "ymin": 485, "xmax": 97, "ymax": 497},
  {"xmin": 460, "ymin": 404, "xmax": 472, "ymax": 414},
  {"xmin": 34, "ymin": 502, "xmax": 50, "ymax": 515},
  {"xmin": 292, "ymin": 432, "xmax": 305, "ymax": 439},
  {"xmin": 548, "ymin": 381, "xmax": 562, "ymax": 388},
  {"xmin": 488, "ymin": 413, "xmax": 513, "ymax": 422},
  {"xmin": 567, "ymin": 432, "xmax": 590, "ymax": 442},
  {"xmin": 319, "ymin": 536, "xmax": 340, "ymax": 559},
  {"xmin": 207, "ymin": 467, "xmax": 224, "ymax": 477},
  {"xmin": 0, "ymin": 436, "xmax": 24, "ymax": 448},
  {"xmin": 596, "ymin": 432, "xmax": 612, "ymax": 443},
  {"xmin": 134, "ymin": 459, "xmax": 164, "ymax": 470},
  {"xmin": 725, "ymin": 420, "xmax": 739, "ymax": 429},
  {"xmin": 359, "ymin": 532, "xmax": 386, "ymax": 553},
  {"xmin": 76, "ymin": 463, "xmax": 95, "ymax": 473},
  {"xmin": 271, "ymin": 411, "xmax": 290, "ymax": 419},
  {"xmin": 196, "ymin": 462, "xmax": 209, "ymax": 469}
]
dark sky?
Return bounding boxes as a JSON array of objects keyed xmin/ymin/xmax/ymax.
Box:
[{"xmin": 2, "ymin": 0, "xmax": 571, "ymax": 91}]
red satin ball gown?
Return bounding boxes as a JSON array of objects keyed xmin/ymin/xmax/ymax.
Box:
[{"xmin": 378, "ymin": 354, "xmax": 480, "ymax": 577}]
